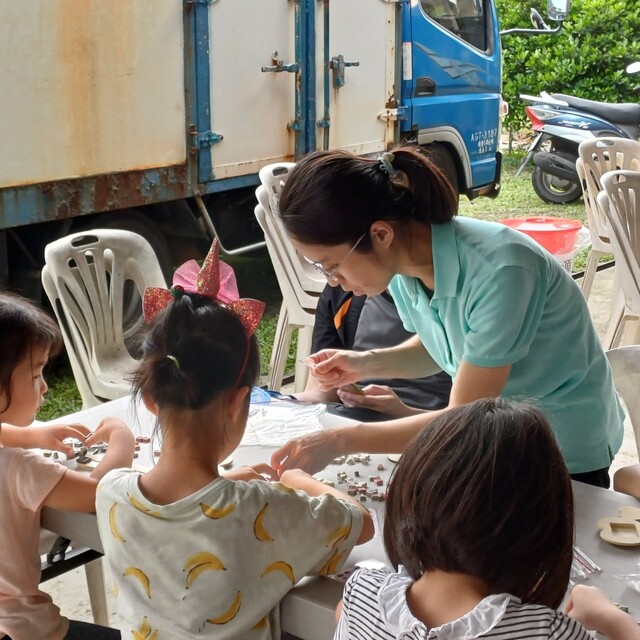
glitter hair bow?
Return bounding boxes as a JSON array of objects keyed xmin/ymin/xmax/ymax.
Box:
[{"xmin": 142, "ymin": 238, "xmax": 265, "ymax": 335}]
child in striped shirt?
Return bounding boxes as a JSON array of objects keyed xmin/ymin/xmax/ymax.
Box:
[{"xmin": 334, "ymin": 398, "xmax": 639, "ymax": 640}]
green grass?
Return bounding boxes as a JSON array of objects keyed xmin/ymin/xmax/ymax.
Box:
[{"xmin": 40, "ymin": 152, "xmax": 597, "ymax": 421}]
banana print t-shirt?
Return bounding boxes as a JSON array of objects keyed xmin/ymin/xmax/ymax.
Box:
[{"xmin": 96, "ymin": 469, "xmax": 363, "ymax": 640}]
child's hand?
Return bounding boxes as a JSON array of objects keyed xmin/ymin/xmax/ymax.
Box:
[
  {"xmin": 26, "ymin": 423, "xmax": 90, "ymax": 457},
  {"xmin": 223, "ymin": 464, "xmax": 278, "ymax": 482},
  {"xmin": 85, "ymin": 417, "xmax": 131, "ymax": 446},
  {"xmin": 565, "ymin": 584, "xmax": 640, "ymax": 639}
]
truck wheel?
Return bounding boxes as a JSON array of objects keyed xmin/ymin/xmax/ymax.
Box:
[
  {"xmin": 531, "ymin": 166, "xmax": 582, "ymax": 204},
  {"xmin": 421, "ymin": 143, "xmax": 459, "ymax": 194}
]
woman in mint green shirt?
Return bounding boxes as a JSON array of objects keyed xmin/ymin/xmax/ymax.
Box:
[{"xmin": 270, "ymin": 146, "xmax": 624, "ymax": 487}]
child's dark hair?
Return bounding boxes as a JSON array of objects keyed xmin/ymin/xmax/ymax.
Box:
[
  {"xmin": 133, "ymin": 293, "xmax": 260, "ymax": 413},
  {"xmin": 278, "ymin": 145, "xmax": 458, "ymax": 250},
  {"xmin": 0, "ymin": 292, "xmax": 62, "ymax": 413},
  {"xmin": 384, "ymin": 398, "xmax": 573, "ymax": 610}
]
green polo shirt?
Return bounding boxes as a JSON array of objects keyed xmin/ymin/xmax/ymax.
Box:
[{"xmin": 389, "ymin": 216, "xmax": 624, "ymax": 474}]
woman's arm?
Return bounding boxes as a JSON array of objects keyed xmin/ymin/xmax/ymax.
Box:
[
  {"xmin": 308, "ymin": 335, "xmax": 442, "ymax": 391},
  {"xmin": 272, "ymin": 361, "xmax": 511, "ymax": 473}
]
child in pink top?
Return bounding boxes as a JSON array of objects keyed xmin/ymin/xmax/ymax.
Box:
[{"xmin": 0, "ymin": 292, "xmax": 135, "ymax": 640}]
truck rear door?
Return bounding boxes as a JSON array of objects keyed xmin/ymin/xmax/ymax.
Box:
[
  {"xmin": 208, "ymin": 0, "xmax": 297, "ymax": 181},
  {"xmin": 313, "ymin": 0, "xmax": 397, "ymax": 154},
  {"xmin": 0, "ymin": 0, "xmax": 185, "ymax": 192}
]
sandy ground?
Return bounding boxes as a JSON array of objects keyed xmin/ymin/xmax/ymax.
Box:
[{"xmin": 41, "ymin": 266, "xmax": 640, "ymax": 629}]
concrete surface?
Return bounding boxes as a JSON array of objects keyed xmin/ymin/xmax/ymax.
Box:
[{"xmin": 41, "ymin": 265, "xmax": 640, "ymax": 627}]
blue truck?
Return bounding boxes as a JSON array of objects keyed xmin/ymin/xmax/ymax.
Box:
[{"xmin": 0, "ymin": 0, "xmax": 567, "ymax": 296}]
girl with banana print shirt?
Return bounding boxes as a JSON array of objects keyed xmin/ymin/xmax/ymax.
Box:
[{"xmin": 96, "ymin": 241, "xmax": 374, "ymax": 640}]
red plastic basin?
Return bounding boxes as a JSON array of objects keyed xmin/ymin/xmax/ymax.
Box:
[{"xmin": 499, "ymin": 216, "xmax": 582, "ymax": 255}]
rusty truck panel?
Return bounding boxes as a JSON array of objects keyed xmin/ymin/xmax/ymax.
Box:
[{"xmin": 0, "ymin": 0, "xmax": 186, "ymax": 190}]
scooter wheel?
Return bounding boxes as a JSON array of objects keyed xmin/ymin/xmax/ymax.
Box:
[{"xmin": 531, "ymin": 166, "xmax": 582, "ymax": 204}]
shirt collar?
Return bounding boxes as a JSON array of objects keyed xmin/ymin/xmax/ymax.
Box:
[{"xmin": 431, "ymin": 220, "xmax": 460, "ymax": 300}]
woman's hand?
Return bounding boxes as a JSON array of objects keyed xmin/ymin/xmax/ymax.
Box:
[
  {"xmin": 271, "ymin": 428, "xmax": 345, "ymax": 475},
  {"xmin": 337, "ymin": 384, "xmax": 420, "ymax": 418},
  {"xmin": 305, "ymin": 349, "xmax": 370, "ymax": 391}
]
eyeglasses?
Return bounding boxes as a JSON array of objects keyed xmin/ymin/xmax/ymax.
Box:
[{"xmin": 303, "ymin": 232, "xmax": 367, "ymax": 283}]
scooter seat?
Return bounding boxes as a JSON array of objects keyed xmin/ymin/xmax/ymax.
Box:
[{"xmin": 551, "ymin": 93, "xmax": 640, "ymax": 126}]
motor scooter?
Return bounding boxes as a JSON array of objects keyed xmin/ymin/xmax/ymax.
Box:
[{"xmin": 516, "ymin": 63, "xmax": 640, "ymax": 204}]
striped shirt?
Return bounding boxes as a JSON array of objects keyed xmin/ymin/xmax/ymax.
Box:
[{"xmin": 334, "ymin": 568, "xmax": 592, "ymax": 640}]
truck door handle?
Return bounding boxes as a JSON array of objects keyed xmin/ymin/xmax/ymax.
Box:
[
  {"xmin": 261, "ymin": 51, "xmax": 299, "ymax": 73},
  {"xmin": 330, "ymin": 54, "xmax": 360, "ymax": 88}
]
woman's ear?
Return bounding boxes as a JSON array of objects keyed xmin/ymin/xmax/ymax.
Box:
[
  {"xmin": 142, "ymin": 395, "xmax": 160, "ymax": 417},
  {"xmin": 370, "ymin": 220, "xmax": 395, "ymax": 250}
]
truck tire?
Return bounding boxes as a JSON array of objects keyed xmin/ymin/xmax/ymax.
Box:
[
  {"xmin": 421, "ymin": 143, "xmax": 460, "ymax": 194},
  {"xmin": 531, "ymin": 166, "xmax": 582, "ymax": 204}
]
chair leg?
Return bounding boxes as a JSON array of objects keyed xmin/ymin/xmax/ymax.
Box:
[
  {"xmin": 604, "ymin": 289, "xmax": 627, "ymax": 350},
  {"xmin": 293, "ymin": 326, "xmax": 314, "ymax": 393},
  {"xmin": 580, "ymin": 250, "xmax": 604, "ymax": 301},
  {"xmin": 268, "ymin": 304, "xmax": 293, "ymax": 391},
  {"xmin": 84, "ymin": 558, "xmax": 109, "ymax": 627}
]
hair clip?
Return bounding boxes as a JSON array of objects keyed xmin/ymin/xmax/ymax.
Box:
[
  {"xmin": 166, "ymin": 354, "xmax": 180, "ymax": 370},
  {"xmin": 379, "ymin": 152, "xmax": 397, "ymax": 177}
]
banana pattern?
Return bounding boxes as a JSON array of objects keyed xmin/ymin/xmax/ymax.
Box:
[
  {"xmin": 319, "ymin": 548, "xmax": 346, "ymax": 576},
  {"xmin": 326, "ymin": 523, "xmax": 352, "ymax": 549},
  {"xmin": 261, "ymin": 560, "xmax": 295, "ymax": 584},
  {"xmin": 123, "ymin": 566, "xmax": 151, "ymax": 599},
  {"xmin": 253, "ymin": 617, "xmax": 268, "ymax": 630},
  {"xmin": 108, "ymin": 502, "xmax": 126, "ymax": 543},
  {"xmin": 199, "ymin": 500, "xmax": 237, "ymax": 519},
  {"xmin": 99, "ymin": 472, "xmax": 361, "ymax": 636},
  {"xmin": 253, "ymin": 503, "xmax": 273, "ymax": 542},
  {"xmin": 183, "ymin": 551, "xmax": 226, "ymax": 589},
  {"xmin": 206, "ymin": 590, "xmax": 242, "ymax": 625},
  {"xmin": 132, "ymin": 616, "xmax": 158, "ymax": 640},
  {"xmin": 126, "ymin": 492, "xmax": 162, "ymax": 518}
]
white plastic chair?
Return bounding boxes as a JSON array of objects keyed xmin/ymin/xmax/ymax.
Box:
[
  {"xmin": 577, "ymin": 138, "xmax": 640, "ymax": 300},
  {"xmin": 254, "ymin": 163, "xmax": 325, "ymax": 391},
  {"xmin": 42, "ymin": 229, "xmax": 167, "ymax": 408},
  {"xmin": 597, "ymin": 170, "xmax": 640, "ymax": 349},
  {"xmin": 606, "ymin": 345, "xmax": 640, "ymax": 460}
]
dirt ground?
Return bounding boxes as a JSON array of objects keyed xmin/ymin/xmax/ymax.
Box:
[{"xmin": 41, "ymin": 266, "xmax": 640, "ymax": 630}]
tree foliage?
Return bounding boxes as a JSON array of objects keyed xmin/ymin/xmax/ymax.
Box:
[{"xmin": 497, "ymin": 0, "xmax": 640, "ymax": 132}]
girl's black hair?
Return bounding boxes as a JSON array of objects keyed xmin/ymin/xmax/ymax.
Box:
[
  {"xmin": 0, "ymin": 292, "xmax": 62, "ymax": 413},
  {"xmin": 132, "ymin": 293, "xmax": 260, "ymax": 412},
  {"xmin": 278, "ymin": 146, "xmax": 458, "ymax": 250},
  {"xmin": 384, "ymin": 398, "xmax": 574, "ymax": 610}
]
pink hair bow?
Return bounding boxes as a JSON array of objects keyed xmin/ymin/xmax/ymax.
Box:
[{"xmin": 142, "ymin": 239, "xmax": 265, "ymax": 335}]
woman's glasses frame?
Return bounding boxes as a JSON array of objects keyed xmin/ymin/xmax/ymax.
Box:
[{"xmin": 303, "ymin": 232, "xmax": 368, "ymax": 283}]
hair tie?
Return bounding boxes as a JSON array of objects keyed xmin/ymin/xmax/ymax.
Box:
[
  {"xmin": 170, "ymin": 285, "xmax": 185, "ymax": 300},
  {"xmin": 166, "ymin": 354, "xmax": 180, "ymax": 370},
  {"xmin": 379, "ymin": 152, "xmax": 397, "ymax": 178}
]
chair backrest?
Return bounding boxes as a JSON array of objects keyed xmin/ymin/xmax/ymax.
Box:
[
  {"xmin": 257, "ymin": 163, "xmax": 326, "ymax": 295},
  {"xmin": 598, "ymin": 170, "xmax": 640, "ymax": 316},
  {"xmin": 606, "ymin": 345, "xmax": 640, "ymax": 460},
  {"xmin": 42, "ymin": 229, "xmax": 166, "ymax": 407},
  {"xmin": 254, "ymin": 196, "xmax": 320, "ymax": 317},
  {"xmin": 578, "ymin": 138, "xmax": 640, "ymax": 246}
]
